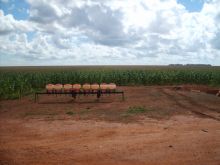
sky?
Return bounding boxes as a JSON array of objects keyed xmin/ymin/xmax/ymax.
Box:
[{"xmin": 0, "ymin": 0, "xmax": 220, "ymax": 66}]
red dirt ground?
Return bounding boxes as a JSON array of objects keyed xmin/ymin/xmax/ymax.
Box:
[{"xmin": 0, "ymin": 86, "xmax": 220, "ymax": 165}]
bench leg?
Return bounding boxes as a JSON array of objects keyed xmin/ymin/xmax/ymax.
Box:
[
  {"xmin": 72, "ymin": 93, "xmax": 76, "ymax": 99},
  {"xmin": 97, "ymin": 91, "xmax": 101, "ymax": 99}
]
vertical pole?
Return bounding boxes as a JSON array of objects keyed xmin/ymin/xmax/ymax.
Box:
[
  {"xmin": 72, "ymin": 91, "xmax": 76, "ymax": 99},
  {"xmin": 97, "ymin": 90, "xmax": 101, "ymax": 98}
]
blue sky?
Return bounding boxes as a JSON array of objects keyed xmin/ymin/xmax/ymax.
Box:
[
  {"xmin": 0, "ymin": 0, "xmax": 220, "ymax": 66},
  {"xmin": 0, "ymin": 0, "xmax": 29, "ymax": 20},
  {"xmin": 177, "ymin": 0, "xmax": 204, "ymax": 12},
  {"xmin": 0, "ymin": 0, "xmax": 205, "ymax": 19}
]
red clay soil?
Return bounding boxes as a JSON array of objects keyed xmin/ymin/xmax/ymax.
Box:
[
  {"xmin": 0, "ymin": 86, "xmax": 220, "ymax": 165},
  {"xmin": 173, "ymin": 84, "xmax": 220, "ymax": 95}
]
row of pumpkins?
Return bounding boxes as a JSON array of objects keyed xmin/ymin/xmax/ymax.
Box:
[{"xmin": 46, "ymin": 83, "xmax": 117, "ymax": 91}]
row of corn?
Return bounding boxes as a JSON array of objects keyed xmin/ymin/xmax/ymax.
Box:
[{"xmin": 1, "ymin": 67, "xmax": 220, "ymax": 99}]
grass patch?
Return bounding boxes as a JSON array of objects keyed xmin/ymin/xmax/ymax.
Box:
[
  {"xmin": 127, "ymin": 106, "xmax": 148, "ymax": 114},
  {"xmin": 122, "ymin": 106, "xmax": 173, "ymax": 119},
  {"xmin": 66, "ymin": 111, "xmax": 75, "ymax": 115}
]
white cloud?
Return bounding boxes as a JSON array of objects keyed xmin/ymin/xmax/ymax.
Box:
[
  {"xmin": 0, "ymin": 10, "xmax": 34, "ymax": 35},
  {"xmin": 0, "ymin": 0, "xmax": 220, "ymax": 65},
  {"xmin": 0, "ymin": 0, "xmax": 8, "ymax": 3}
]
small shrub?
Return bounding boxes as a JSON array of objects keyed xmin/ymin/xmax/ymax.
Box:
[
  {"xmin": 127, "ymin": 106, "xmax": 149, "ymax": 114},
  {"xmin": 66, "ymin": 111, "xmax": 75, "ymax": 115}
]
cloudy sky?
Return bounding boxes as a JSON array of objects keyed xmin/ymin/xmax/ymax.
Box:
[{"xmin": 0, "ymin": 0, "xmax": 220, "ymax": 66}]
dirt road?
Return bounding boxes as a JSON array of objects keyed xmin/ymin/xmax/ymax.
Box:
[{"xmin": 0, "ymin": 86, "xmax": 220, "ymax": 165}]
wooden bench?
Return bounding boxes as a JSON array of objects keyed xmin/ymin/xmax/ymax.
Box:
[{"xmin": 35, "ymin": 83, "xmax": 124, "ymax": 102}]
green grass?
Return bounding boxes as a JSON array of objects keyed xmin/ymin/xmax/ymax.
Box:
[
  {"xmin": 66, "ymin": 111, "xmax": 75, "ymax": 115},
  {"xmin": 127, "ymin": 106, "xmax": 152, "ymax": 114},
  {"xmin": 123, "ymin": 106, "xmax": 175, "ymax": 119}
]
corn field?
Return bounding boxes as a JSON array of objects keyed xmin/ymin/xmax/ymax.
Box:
[{"xmin": 0, "ymin": 66, "xmax": 220, "ymax": 99}]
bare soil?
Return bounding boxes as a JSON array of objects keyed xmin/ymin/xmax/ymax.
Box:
[{"xmin": 0, "ymin": 86, "xmax": 220, "ymax": 165}]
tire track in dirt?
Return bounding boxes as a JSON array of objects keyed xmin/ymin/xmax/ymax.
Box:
[
  {"xmin": 177, "ymin": 92, "xmax": 220, "ymax": 113},
  {"xmin": 161, "ymin": 89, "xmax": 220, "ymax": 121},
  {"xmin": 177, "ymin": 92, "xmax": 220, "ymax": 121},
  {"xmin": 160, "ymin": 89, "xmax": 188, "ymax": 109}
]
